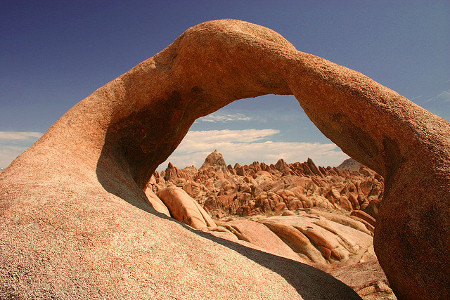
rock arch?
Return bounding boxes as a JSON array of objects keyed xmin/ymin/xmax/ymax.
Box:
[{"xmin": 1, "ymin": 19, "xmax": 448, "ymax": 299}]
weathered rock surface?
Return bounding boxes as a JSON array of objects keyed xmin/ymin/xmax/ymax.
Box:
[
  {"xmin": 214, "ymin": 218, "xmax": 301, "ymax": 262},
  {"xmin": 200, "ymin": 149, "xmax": 229, "ymax": 173},
  {"xmin": 330, "ymin": 259, "xmax": 397, "ymax": 300},
  {"xmin": 206, "ymin": 211, "xmax": 394, "ymax": 299},
  {"xmin": 157, "ymin": 186, "xmax": 216, "ymax": 229},
  {"xmin": 156, "ymin": 151, "xmax": 384, "ymax": 221},
  {"xmin": 263, "ymin": 220, "xmax": 327, "ymax": 264},
  {"xmin": 263, "ymin": 214, "xmax": 374, "ymax": 262},
  {"xmin": 144, "ymin": 188, "xmax": 171, "ymax": 217},
  {"xmin": 147, "ymin": 151, "xmax": 393, "ymax": 298},
  {"xmin": 0, "ymin": 19, "xmax": 448, "ymax": 299}
]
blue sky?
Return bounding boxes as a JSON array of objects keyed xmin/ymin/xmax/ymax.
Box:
[{"xmin": 1, "ymin": 1, "xmax": 449, "ymax": 170}]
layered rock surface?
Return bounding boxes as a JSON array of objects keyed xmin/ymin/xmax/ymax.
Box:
[
  {"xmin": 157, "ymin": 186, "xmax": 216, "ymax": 229},
  {"xmin": 0, "ymin": 19, "xmax": 448, "ymax": 299}
]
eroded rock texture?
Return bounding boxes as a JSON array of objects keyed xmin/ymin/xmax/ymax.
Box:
[
  {"xmin": 153, "ymin": 151, "xmax": 384, "ymax": 220},
  {"xmin": 0, "ymin": 19, "xmax": 448, "ymax": 299}
]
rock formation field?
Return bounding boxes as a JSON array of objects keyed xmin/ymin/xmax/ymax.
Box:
[
  {"xmin": 0, "ymin": 19, "xmax": 448, "ymax": 299},
  {"xmin": 149, "ymin": 151, "xmax": 394, "ymax": 298},
  {"xmin": 154, "ymin": 152, "xmax": 383, "ymax": 220}
]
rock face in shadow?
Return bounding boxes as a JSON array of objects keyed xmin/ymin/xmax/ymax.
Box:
[{"xmin": 0, "ymin": 19, "xmax": 448, "ymax": 299}]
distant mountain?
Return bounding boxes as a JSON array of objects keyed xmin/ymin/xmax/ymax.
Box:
[
  {"xmin": 337, "ymin": 158, "xmax": 364, "ymax": 172},
  {"xmin": 200, "ymin": 149, "xmax": 228, "ymax": 172}
]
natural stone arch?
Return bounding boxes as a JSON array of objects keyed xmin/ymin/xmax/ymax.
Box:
[{"xmin": 1, "ymin": 19, "xmax": 448, "ymax": 299}]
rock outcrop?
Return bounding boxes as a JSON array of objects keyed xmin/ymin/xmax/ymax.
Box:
[
  {"xmin": 157, "ymin": 152, "xmax": 384, "ymax": 221},
  {"xmin": 338, "ymin": 158, "xmax": 364, "ymax": 172},
  {"xmin": 205, "ymin": 209, "xmax": 394, "ymax": 299},
  {"xmin": 144, "ymin": 152, "xmax": 392, "ymax": 298},
  {"xmin": 214, "ymin": 218, "xmax": 302, "ymax": 262},
  {"xmin": 157, "ymin": 186, "xmax": 216, "ymax": 229},
  {"xmin": 144, "ymin": 188, "xmax": 171, "ymax": 217},
  {"xmin": 200, "ymin": 149, "xmax": 229, "ymax": 173},
  {"xmin": 0, "ymin": 19, "xmax": 448, "ymax": 299}
]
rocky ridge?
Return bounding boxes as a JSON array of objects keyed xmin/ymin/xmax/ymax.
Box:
[
  {"xmin": 151, "ymin": 151, "xmax": 383, "ymax": 221},
  {"xmin": 145, "ymin": 151, "xmax": 393, "ymax": 299}
]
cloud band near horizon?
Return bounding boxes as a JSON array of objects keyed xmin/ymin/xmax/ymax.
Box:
[
  {"xmin": 158, "ymin": 129, "xmax": 348, "ymax": 171},
  {"xmin": 0, "ymin": 131, "xmax": 43, "ymax": 169},
  {"xmin": 0, "ymin": 129, "xmax": 349, "ymax": 171}
]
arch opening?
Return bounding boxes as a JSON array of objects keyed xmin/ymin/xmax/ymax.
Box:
[
  {"xmin": 89, "ymin": 19, "xmax": 448, "ymax": 299},
  {"xmin": 0, "ymin": 19, "xmax": 448, "ymax": 299},
  {"xmin": 157, "ymin": 94, "xmax": 349, "ymax": 172}
]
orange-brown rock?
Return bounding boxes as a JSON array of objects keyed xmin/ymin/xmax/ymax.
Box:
[
  {"xmin": 157, "ymin": 186, "xmax": 216, "ymax": 229},
  {"xmin": 299, "ymin": 226, "xmax": 349, "ymax": 261},
  {"xmin": 0, "ymin": 19, "xmax": 448, "ymax": 299},
  {"xmin": 220, "ymin": 219, "xmax": 301, "ymax": 262},
  {"xmin": 364, "ymin": 198, "xmax": 381, "ymax": 219},
  {"xmin": 275, "ymin": 158, "xmax": 292, "ymax": 175},
  {"xmin": 307, "ymin": 157, "xmax": 323, "ymax": 177},
  {"xmin": 200, "ymin": 149, "xmax": 229, "ymax": 174},
  {"xmin": 274, "ymin": 202, "xmax": 287, "ymax": 212},
  {"xmin": 162, "ymin": 161, "xmax": 194, "ymax": 183},
  {"xmin": 351, "ymin": 210, "xmax": 376, "ymax": 227},
  {"xmin": 144, "ymin": 187, "xmax": 171, "ymax": 217},
  {"xmin": 309, "ymin": 209, "xmax": 372, "ymax": 235},
  {"xmin": 263, "ymin": 221, "xmax": 326, "ymax": 264},
  {"xmin": 288, "ymin": 199, "xmax": 303, "ymax": 210},
  {"xmin": 330, "ymin": 259, "xmax": 396, "ymax": 299}
]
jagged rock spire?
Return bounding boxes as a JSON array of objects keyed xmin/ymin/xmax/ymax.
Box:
[{"xmin": 200, "ymin": 150, "xmax": 229, "ymax": 173}]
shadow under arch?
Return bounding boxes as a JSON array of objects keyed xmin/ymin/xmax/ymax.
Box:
[{"xmin": 95, "ymin": 19, "xmax": 449, "ymax": 299}]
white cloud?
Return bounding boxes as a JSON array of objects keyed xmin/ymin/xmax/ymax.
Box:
[
  {"xmin": 175, "ymin": 129, "xmax": 279, "ymax": 151},
  {"xmin": 0, "ymin": 131, "xmax": 43, "ymax": 140},
  {"xmin": 420, "ymin": 89, "xmax": 450, "ymax": 120},
  {"xmin": 0, "ymin": 145, "xmax": 30, "ymax": 169},
  {"xmin": 435, "ymin": 90, "xmax": 450, "ymax": 103},
  {"xmin": 196, "ymin": 113, "xmax": 251, "ymax": 123},
  {"xmin": 158, "ymin": 129, "xmax": 348, "ymax": 170},
  {"xmin": 425, "ymin": 90, "xmax": 450, "ymax": 103},
  {"xmin": 0, "ymin": 131, "xmax": 43, "ymax": 169}
]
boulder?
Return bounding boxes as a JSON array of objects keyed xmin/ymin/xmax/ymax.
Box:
[
  {"xmin": 263, "ymin": 221, "xmax": 326, "ymax": 264},
  {"xmin": 143, "ymin": 187, "xmax": 171, "ymax": 217},
  {"xmin": 298, "ymin": 226, "xmax": 349, "ymax": 261},
  {"xmin": 157, "ymin": 186, "xmax": 216, "ymax": 229},
  {"xmin": 288, "ymin": 199, "xmax": 303, "ymax": 210},
  {"xmin": 274, "ymin": 202, "xmax": 287, "ymax": 212},
  {"xmin": 222, "ymin": 219, "xmax": 301, "ymax": 262},
  {"xmin": 262, "ymin": 214, "xmax": 374, "ymax": 265}
]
